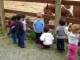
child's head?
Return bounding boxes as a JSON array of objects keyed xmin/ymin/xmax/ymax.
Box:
[
  {"xmin": 59, "ymin": 18, "xmax": 65, "ymax": 26},
  {"xmin": 70, "ymin": 24, "xmax": 80, "ymax": 33},
  {"xmin": 44, "ymin": 26, "xmax": 49, "ymax": 33},
  {"xmin": 16, "ymin": 13, "xmax": 25, "ymax": 21},
  {"xmin": 44, "ymin": 26, "xmax": 53, "ymax": 33},
  {"xmin": 11, "ymin": 15, "xmax": 16, "ymax": 21}
]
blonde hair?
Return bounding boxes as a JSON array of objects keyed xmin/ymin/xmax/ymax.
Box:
[{"xmin": 71, "ymin": 24, "xmax": 80, "ymax": 33}]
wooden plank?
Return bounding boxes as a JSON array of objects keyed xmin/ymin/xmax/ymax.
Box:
[
  {"xmin": 4, "ymin": 1, "xmax": 46, "ymax": 13},
  {"xmin": 62, "ymin": 0, "xmax": 80, "ymax": 6},
  {"xmin": 73, "ymin": 6, "xmax": 80, "ymax": 17},
  {"xmin": 4, "ymin": 9, "xmax": 37, "ymax": 17},
  {"xmin": 0, "ymin": 0, "xmax": 5, "ymax": 33},
  {"xmin": 9, "ymin": 0, "xmax": 80, "ymax": 6},
  {"xmin": 65, "ymin": 17, "xmax": 80, "ymax": 24}
]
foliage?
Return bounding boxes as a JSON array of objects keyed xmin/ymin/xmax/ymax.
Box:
[{"xmin": 26, "ymin": 31, "xmax": 36, "ymax": 41}]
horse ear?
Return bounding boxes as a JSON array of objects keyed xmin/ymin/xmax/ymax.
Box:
[{"xmin": 46, "ymin": 3, "xmax": 48, "ymax": 8}]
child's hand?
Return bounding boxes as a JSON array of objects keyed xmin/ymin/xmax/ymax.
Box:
[
  {"xmin": 76, "ymin": 34, "xmax": 80, "ymax": 39},
  {"xmin": 65, "ymin": 35, "xmax": 68, "ymax": 40},
  {"xmin": 11, "ymin": 26, "xmax": 15, "ymax": 29}
]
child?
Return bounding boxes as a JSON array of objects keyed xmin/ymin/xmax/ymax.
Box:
[
  {"xmin": 56, "ymin": 20, "xmax": 66, "ymax": 51},
  {"xmin": 65, "ymin": 23, "xmax": 73, "ymax": 42},
  {"xmin": 40, "ymin": 27, "xmax": 54, "ymax": 48},
  {"xmin": 7, "ymin": 16, "xmax": 17, "ymax": 44},
  {"xmin": 33, "ymin": 13, "xmax": 44, "ymax": 44},
  {"xmin": 19, "ymin": 14, "xmax": 27, "ymax": 40},
  {"xmin": 65, "ymin": 24, "xmax": 80, "ymax": 60},
  {"xmin": 16, "ymin": 14, "xmax": 26, "ymax": 48}
]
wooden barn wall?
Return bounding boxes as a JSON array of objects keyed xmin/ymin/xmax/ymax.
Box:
[{"xmin": 73, "ymin": 6, "xmax": 80, "ymax": 18}]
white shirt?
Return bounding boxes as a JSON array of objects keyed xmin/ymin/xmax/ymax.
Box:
[
  {"xmin": 65, "ymin": 27, "xmax": 79, "ymax": 45},
  {"xmin": 40, "ymin": 32, "xmax": 54, "ymax": 45},
  {"xmin": 22, "ymin": 20, "xmax": 26, "ymax": 31}
]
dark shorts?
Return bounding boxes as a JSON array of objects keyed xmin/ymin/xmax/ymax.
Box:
[{"xmin": 35, "ymin": 32, "xmax": 42, "ymax": 44}]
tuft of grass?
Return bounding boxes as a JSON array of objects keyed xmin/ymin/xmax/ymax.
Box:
[{"xmin": 26, "ymin": 31, "xmax": 36, "ymax": 41}]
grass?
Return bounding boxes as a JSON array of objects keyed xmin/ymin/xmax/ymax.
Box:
[
  {"xmin": 0, "ymin": 30, "xmax": 79, "ymax": 60},
  {"xmin": 0, "ymin": 30, "xmax": 66, "ymax": 60}
]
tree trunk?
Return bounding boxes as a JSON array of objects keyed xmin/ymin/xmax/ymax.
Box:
[{"xmin": 54, "ymin": 0, "xmax": 62, "ymax": 42}]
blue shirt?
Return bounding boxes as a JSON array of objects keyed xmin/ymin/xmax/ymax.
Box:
[{"xmin": 33, "ymin": 18, "xmax": 44, "ymax": 33}]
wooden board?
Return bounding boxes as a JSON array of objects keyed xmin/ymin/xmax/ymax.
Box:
[
  {"xmin": 4, "ymin": 1, "xmax": 47, "ymax": 14},
  {"xmin": 9, "ymin": 0, "xmax": 80, "ymax": 6}
]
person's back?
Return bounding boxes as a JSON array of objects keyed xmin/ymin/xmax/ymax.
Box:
[
  {"xmin": 8, "ymin": 16, "xmax": 17, "ymax": 44},
  {"xmin": 16, "ymin": 21, "xmax": 24, "ymax": 35},
  {"xmin": 40, "ymin": 32, "xmax": 54, "ymax": 45},
  {"xmin": 33, "ymin": 13, "xmax": 44, "ymax": 44},
  {"xmin": 56, "ymin": 19, "xmax": 66, "ymax": 50},
  {"xmin": 16, "ymin": 14, "xmax": 25, "ymax": 48},
  {"xmin": 56, "ymin": 26, "xmax": 66, "ymax": 39},
  {"xmin": 33, "ymin": 18, "xmax": 44, "ymax": 33}
]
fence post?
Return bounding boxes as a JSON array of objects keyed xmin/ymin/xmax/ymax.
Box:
[{"xmin": 0, "ymin": 0, "xmax": 5, "ymax": 35}]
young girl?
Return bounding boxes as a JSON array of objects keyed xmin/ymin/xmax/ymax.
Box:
[
  {"xmin": 7, "ymin": 16, "xmax": 17, "ymax": 44},
  {"xmin": 65, "ymin": 24, "xmax": 80, "ymax": 60},
  {"xmin": 40, "ymin": 27, "xmax": 54, "ymax": 48}
]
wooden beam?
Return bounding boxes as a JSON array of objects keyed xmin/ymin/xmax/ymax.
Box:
[
  {"xmin": 4, "ymin": 9, "xmax": 37, "ymax": 17},
  {"xmin": 10, "ymin": 0, "xmax": 80, "ymax": 6},
  {"xmin": 65, "ymin": 17, "xmax": 80, "ymax": 24},
  {"xmin": 62, "ymin": 0, "xmax": 80, "ymax": 6},
  {"xmin": 0, "ymin": 0, "xmax": 5, "ymax": 34}
]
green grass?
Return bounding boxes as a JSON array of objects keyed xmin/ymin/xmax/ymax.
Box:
[
  {"xmin": 0, "ymin": 30, "xmax": 79, "ymax": 60},
  {"xmin": 27, "ymin": 31, "xmax": 36, "ymax": 41}
]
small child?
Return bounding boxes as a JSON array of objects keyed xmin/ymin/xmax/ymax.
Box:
[
  {"xmin": 65, "ymin": 23, "xmax": 73, "ymax": 42},
  {"xmin": 40, "ymin": 27, "xmax": 54, "ymax": 48},
  {"xmin": 16, "ymin": 14, "xmax": 26, "ymax": 48},
  {"xmin": 65, "ymin": 24, "xmax": 80, "ymax": 60},
  {"xmin": 56, "ymin": 20, "xmax": 66, "ymax": 51},
  {"xmin": 33, "ymin": 13, "xmax": 44, "ymax": 44},
  {"xmin": 7, "ymin": 16, "xmax": 17, "ymax": 44}
]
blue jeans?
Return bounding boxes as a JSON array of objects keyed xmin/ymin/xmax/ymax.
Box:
[
  {"xmin": 18, "ymin": 33, "xmax": 25, "ymax": 48},
  {"xmin": 11, "ymin": 33, "xmax": 17, "ymax": 44},
  {"xmin": 24, "ymin": 32, "xmax": 27, "ymax": 40}
]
